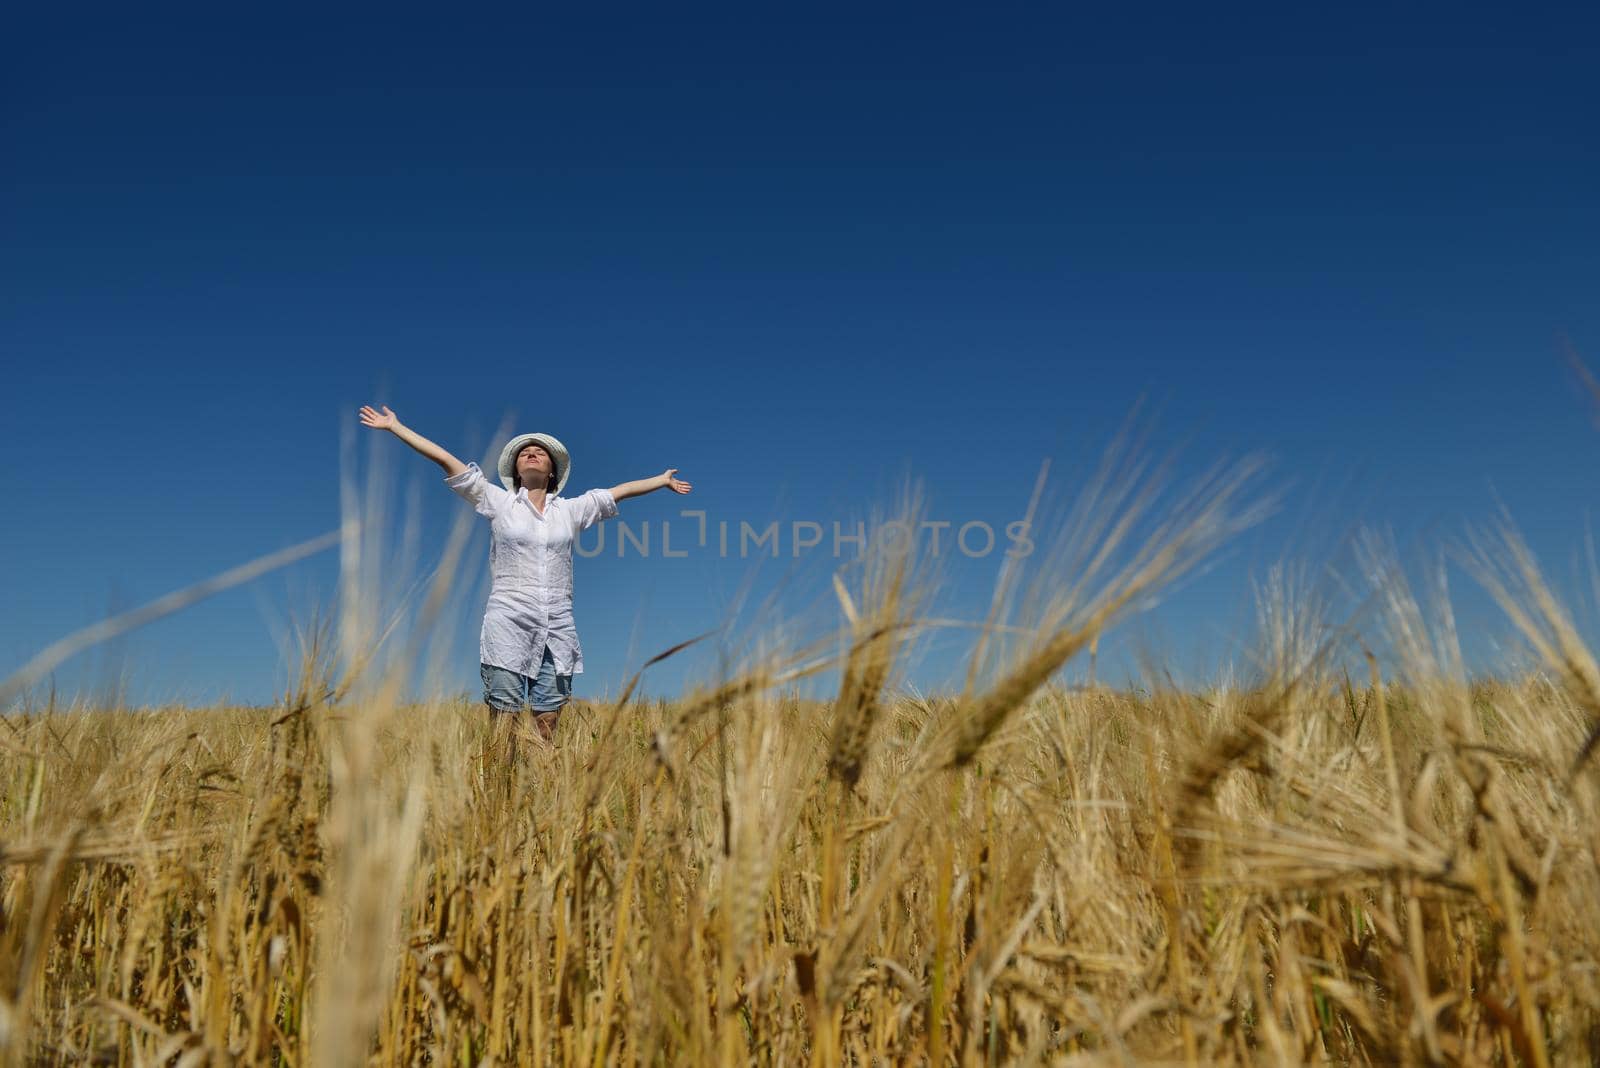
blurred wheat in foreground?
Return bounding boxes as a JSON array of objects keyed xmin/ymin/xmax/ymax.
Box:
[
  {"xmin": 5, "ymin": 665, "xmax": 1600, "ymax": 1066},
  {"xmin": 4, "ymin": 460, "xmax": 1600, "ymax": 1065}
]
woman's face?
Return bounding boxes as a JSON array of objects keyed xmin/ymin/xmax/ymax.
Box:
[{"xmin": 517, "ymin": 443, "xmax": 554, "ymax": 489}]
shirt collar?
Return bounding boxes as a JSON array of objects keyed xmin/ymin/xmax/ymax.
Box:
[{"xmin": 516, "ymin": 487, "xmax": 556, "ymax": 515}]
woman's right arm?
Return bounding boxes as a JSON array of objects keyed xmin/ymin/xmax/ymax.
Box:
[{"xmin": 358, "ymin": 405, "xmax": 468, "ymax": 477}]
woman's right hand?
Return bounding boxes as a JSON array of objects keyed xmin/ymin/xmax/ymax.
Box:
[
  {"xmin": 359, "ymin": 404, "xmax": 398, "ymax": 431},
  {"xmin": 354, "ymin": 406, "xmax": 466, "ymax": 475}
]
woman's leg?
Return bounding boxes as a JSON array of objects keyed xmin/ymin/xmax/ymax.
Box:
[
  {"xmin": 481, "ymin": 663, "xmax": 529, "ymax": 714},
  {"xmin": 481, "ymin": 663, "xmax": 536, "ymax": 765},
  {"xmin": 529, "ymin": 647, "xmax": 574, "ymax": 742}
]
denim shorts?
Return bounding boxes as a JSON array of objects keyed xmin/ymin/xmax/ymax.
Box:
[{"xmin": 480, "ymin": 646, "xmax": 573, "ymax": 713}]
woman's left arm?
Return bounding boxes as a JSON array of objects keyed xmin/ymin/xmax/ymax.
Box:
[{"xmin": 608, "ymin": 469, "xmax": 693, "ymax": 503}]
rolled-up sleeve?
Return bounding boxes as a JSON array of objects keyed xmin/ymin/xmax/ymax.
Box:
[
  {"xmin": 445, "ymin": 462, "xmax": 508, "ymax": 519},
  {"xmin": 570, "ymin": 488, "xmax": 619, "ymax": 531}
]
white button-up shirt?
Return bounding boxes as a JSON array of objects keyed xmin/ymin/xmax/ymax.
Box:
[{"xmin": 445, "ymin": 462, "xmax": 618, "ymax": 678}]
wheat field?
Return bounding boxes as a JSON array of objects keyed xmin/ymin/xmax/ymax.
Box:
[{"xmin": 4, "ymin": 462, "xmax": 1600, "ymax": 1065}]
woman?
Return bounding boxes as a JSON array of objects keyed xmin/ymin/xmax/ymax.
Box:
[{"xmin": 358, "ymin": 404, "xmax": 691, "ymax": 740}]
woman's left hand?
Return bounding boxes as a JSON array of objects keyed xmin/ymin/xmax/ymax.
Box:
[{"xmin": 662, "ymin": 469, "xmax": 693, "ymax": 494}]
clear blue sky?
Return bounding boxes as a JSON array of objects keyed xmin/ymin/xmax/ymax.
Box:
[{"xmin": 4, "ymin": 6, "xmax": 1598, "ymax": 706}]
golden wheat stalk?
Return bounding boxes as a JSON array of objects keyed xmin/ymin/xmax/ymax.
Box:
[{"xmin": 0, "ymin": 530, "xmax": 340, "ymax": 709}]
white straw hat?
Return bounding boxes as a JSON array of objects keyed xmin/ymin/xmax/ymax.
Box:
[{"xmin": 497, "ymin": 432, "xmax": 571, "ymax": 494}]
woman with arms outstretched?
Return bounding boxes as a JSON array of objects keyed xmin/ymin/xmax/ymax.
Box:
[{"xmin": 358, "ymin": 404, "xmax": 691, "ymax": 742}]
